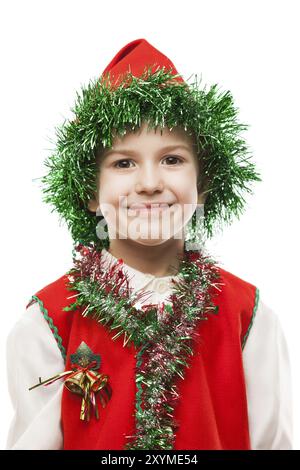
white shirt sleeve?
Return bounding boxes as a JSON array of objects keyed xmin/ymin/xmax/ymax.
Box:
[
  {"xmin": 242, "ymin": 297, "xmax": 293, "ymax": 450},
  {"xmin": 6, "ymin": 301, "xmax": 65, "ymax": 450}
]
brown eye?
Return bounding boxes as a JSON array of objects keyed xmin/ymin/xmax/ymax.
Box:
[
  {"xmin": 113, "ymin": 159, "xmax": 133, "ymax": 169},
  {"xmin": 163, "ymin": 155, "xmax": 183, "ymax": 165}
]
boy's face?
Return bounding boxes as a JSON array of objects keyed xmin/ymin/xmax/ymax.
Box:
[{"xmin": 88, "ymin": 121, "xmax": 205, "ymax": 247}]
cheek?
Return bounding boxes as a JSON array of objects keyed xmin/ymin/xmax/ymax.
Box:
[
  {"xmin": 170, "ymin": 172, "xmax": 198, "ymax": 225},
  {"xmin": 98, "ymin": 171, "xmax": 129, "ymax": 204},
  {"xmin": 171, "ymin": 172, "xmax": 198, "ymax": 203},
  {"xmin": 98, "ymin": 172, "xmax": 132, "ymax": 225}
]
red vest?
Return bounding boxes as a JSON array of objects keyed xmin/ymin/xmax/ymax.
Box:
[{"xmin": 27, "ymin": 267, "xmax": 258, "ymax": 450}]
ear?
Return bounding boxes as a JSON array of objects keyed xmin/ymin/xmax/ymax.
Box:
[
  {"xmin": 87, "ymin": 197, "xmax": 99, "ymax": 213},
  {"xmin": 197, "ymin": 192, "xmax": 207, "ymax": 205},
  {"xmin": 197, "ymin": 173, "xmax": 209, "ymax": 205},
  {"xmin": 198, "ymin": 193, "xmax": 206, "ymax": 204}
]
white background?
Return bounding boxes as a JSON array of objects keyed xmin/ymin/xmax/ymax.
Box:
[{"xmin": 0, "ymin": 0, "xmax": 299, "ymax": 450}]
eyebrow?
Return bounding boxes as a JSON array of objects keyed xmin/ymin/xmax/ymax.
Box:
[{"xmin": 103, "ymin": 144, "xmax": 193, "ymax": 158}]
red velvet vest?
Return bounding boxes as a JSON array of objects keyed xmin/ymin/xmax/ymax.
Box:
[{"xmin": 27, "ymin": 266, "xmax": 259, "ymax": 450}]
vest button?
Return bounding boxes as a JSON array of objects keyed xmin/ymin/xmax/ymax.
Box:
[{"xmin": 155, "ymin": 281, "xmax": 169, "ymax": 294}]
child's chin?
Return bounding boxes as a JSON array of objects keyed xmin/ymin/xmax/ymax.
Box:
[
  {"xmin": 112, "ymin": 214, "xmax": 187, "ymax": 244},
  {"xmin": 126, "ymin": 237, "xmax": 174, "ymax": 247}
]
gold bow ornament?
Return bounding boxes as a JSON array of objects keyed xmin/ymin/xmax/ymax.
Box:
[{"xmin": 29, "ymin": 341, "xmax": 112, "ymax": 421}]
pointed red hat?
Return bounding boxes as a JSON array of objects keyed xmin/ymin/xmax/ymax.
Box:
[{"xmin": 101, "ymin": 38, "xmax": 185, "ymax": 87}]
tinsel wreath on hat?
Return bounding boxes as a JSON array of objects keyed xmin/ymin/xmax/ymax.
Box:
[{"xmin": 39, "ymin": 38, "xmax": 261, "ymax": 250}]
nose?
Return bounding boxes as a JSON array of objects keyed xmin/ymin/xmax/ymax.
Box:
[{"xmin": 134, "ymin": 162, "xmax": 164, "ymax": 193}]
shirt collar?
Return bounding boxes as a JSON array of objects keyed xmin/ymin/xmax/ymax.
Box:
[{"xmin": 100, "ymin": 248, "xmax": 180, "ymax": 293}]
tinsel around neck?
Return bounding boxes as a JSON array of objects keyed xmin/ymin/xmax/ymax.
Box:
[{"xmin": 63, "ymin": 242, "xmax": 223, "ymax": 450}]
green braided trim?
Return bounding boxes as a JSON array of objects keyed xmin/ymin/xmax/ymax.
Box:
[
  {"xmin": 29, "ymin": 295, "xmax": 67, "ymax": 362},
  {"xmin": 241, "ymin": 287, "xmax": 260, "ymax": 350}
]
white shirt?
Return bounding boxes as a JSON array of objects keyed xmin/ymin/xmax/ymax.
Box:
[{"xmin": 5, "ymin": 249, "xmax": 293, "ymax": 450}]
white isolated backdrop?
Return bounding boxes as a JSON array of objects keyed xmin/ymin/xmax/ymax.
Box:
[{"xmin": 0, "ymin": 0, "xmax": 299, "ymax": 449}]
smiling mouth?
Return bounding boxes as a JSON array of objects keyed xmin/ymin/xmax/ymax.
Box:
[
  {"xmin": 128, "ymin": 203, "xmax": 172, "ymax": 209},
  {"xmin": 126, "ymin": 204, "xmax": 175, "ymax": 217},
  {"xmin": 127, "ymin": 204, "xmax": 172, "ymax": 212}
]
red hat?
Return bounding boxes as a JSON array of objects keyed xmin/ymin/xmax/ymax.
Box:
[{"xmin": 101, "ymin": 38, "xmax": 185, "ymax": 88}]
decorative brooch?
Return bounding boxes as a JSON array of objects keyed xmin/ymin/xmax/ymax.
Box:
[{"xmin": 29, "ymin": 341, "xmax": 112, "ymax": 421}]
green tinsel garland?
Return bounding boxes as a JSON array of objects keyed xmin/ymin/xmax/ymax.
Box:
[{"xmin": 40, "ymin": 67, "xmax": 261, "ymax": 249}]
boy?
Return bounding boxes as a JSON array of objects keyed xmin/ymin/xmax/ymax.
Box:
[{"xmin": 6, "ymin": 39, "xmax": 293, "ymax": 450}]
